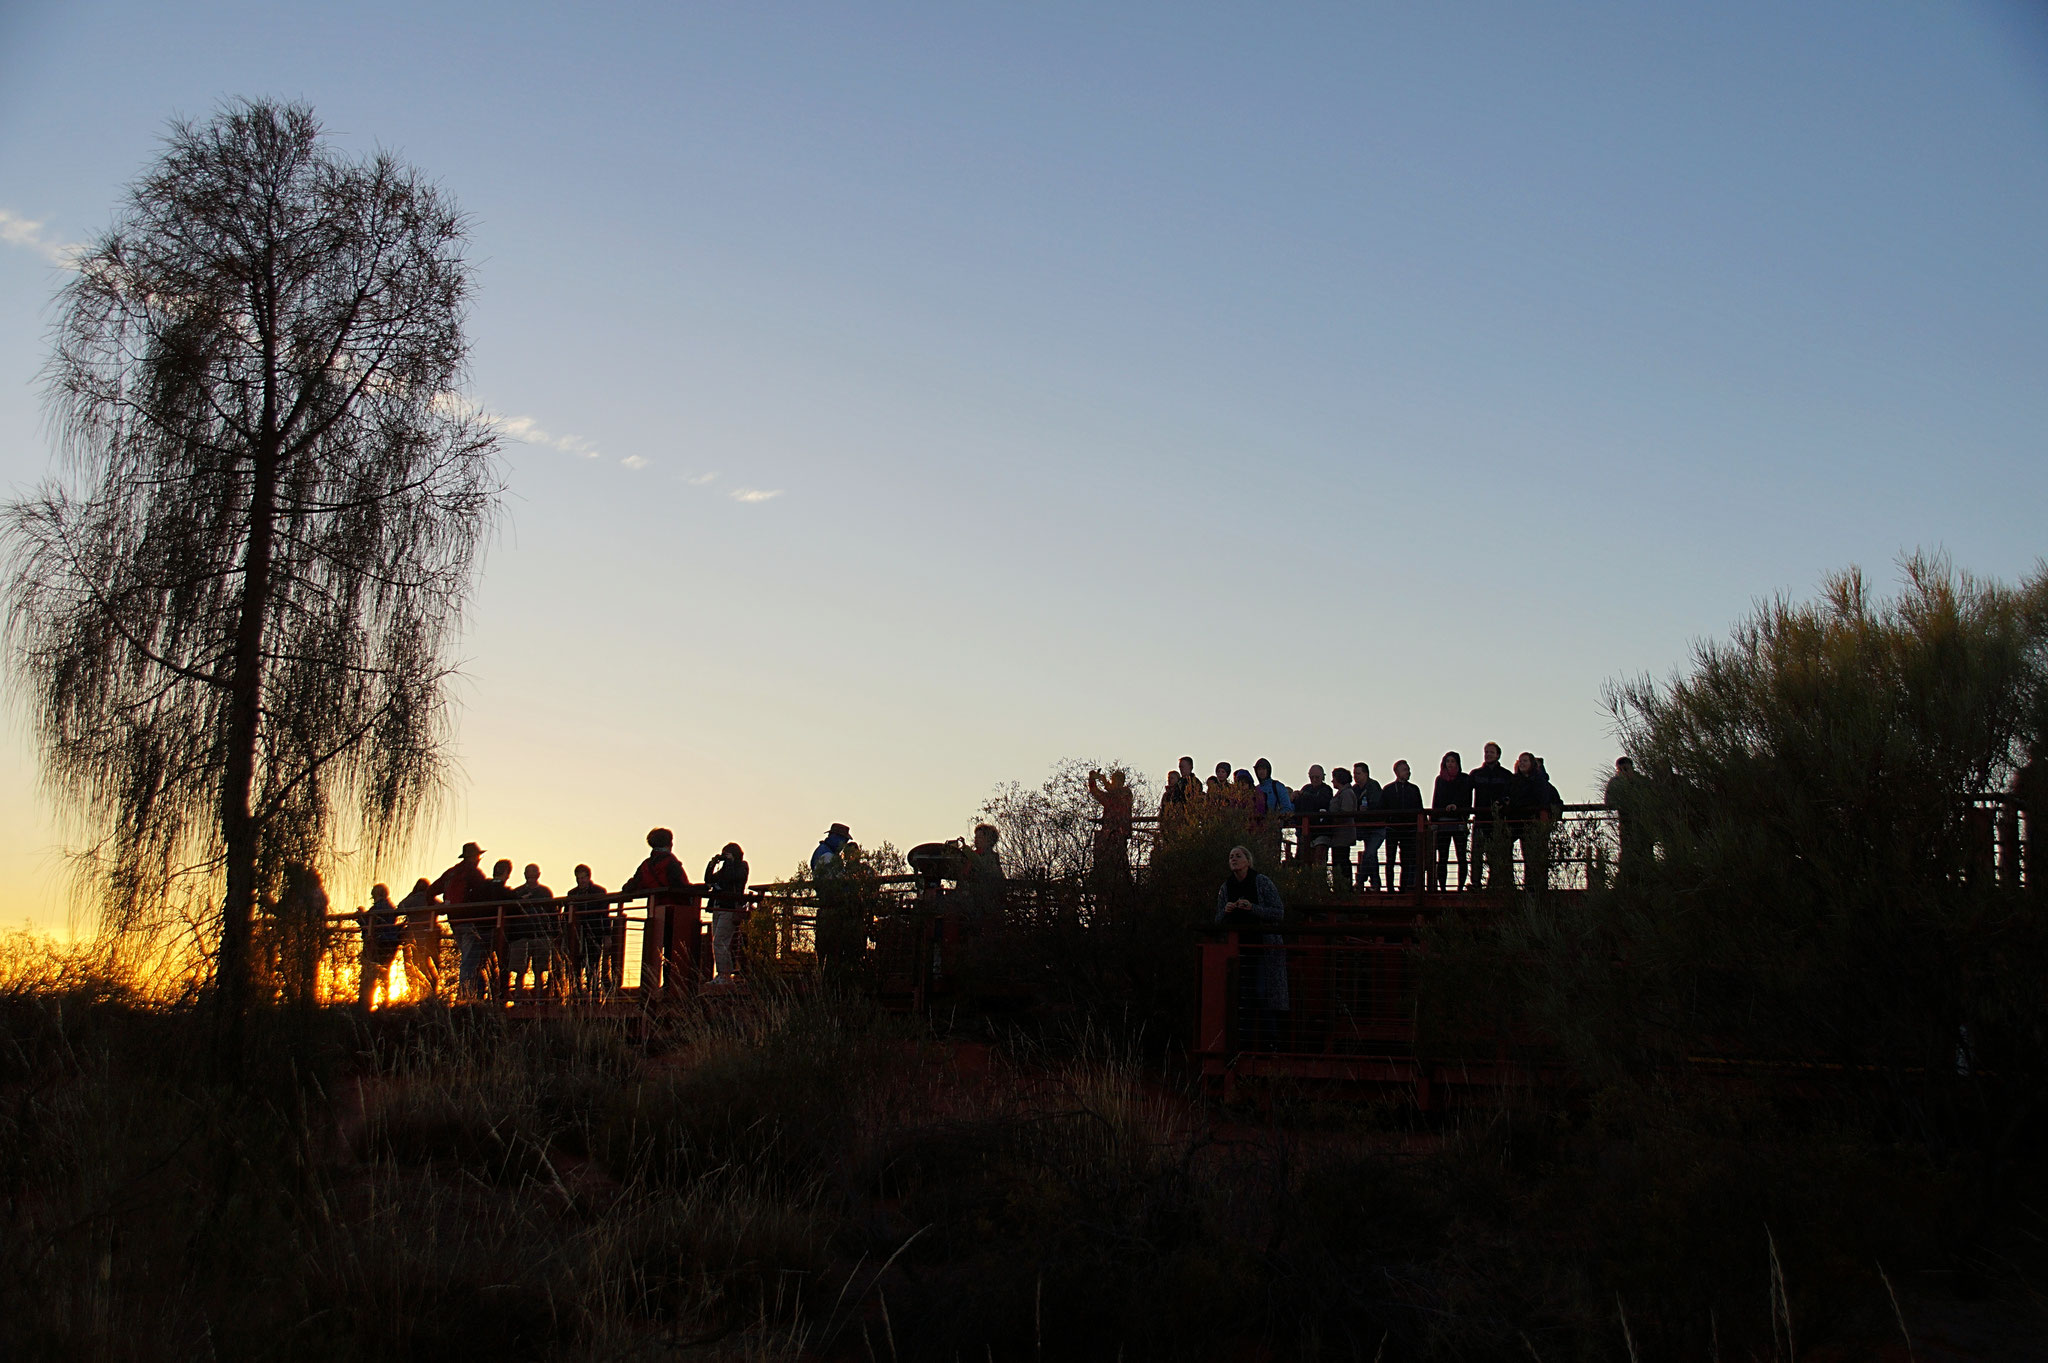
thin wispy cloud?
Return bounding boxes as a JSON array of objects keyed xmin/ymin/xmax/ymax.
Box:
[
  {"xmin": 620, "ymin": 455, "xmax": 649, "ymax": 470},
  {"xmin": 730, "ymin": 488, "xmax": 782, "ymax": 503},
  {"xmin": 683, "ymin": 471, "xmax": 718, "ymax": 486},
  {"xmin": 0, "ymin": 209, "xmax": 84, "ymax": 267},
  {"xmin": 496, "ymin": 413, "xmax": 600, "ymax": 459}
]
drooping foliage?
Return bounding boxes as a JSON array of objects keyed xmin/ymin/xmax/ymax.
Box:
[{"xmin": 2, "ymin": 100, "xmax": 500, "ymax": 1004}]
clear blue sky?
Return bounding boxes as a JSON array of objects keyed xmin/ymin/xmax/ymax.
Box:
[{"xmin": 2, "ymin": 2, "xmax": 2045, "ymax": 927}]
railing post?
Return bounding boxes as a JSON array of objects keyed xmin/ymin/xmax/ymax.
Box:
[
  {"xmin": 493, "ymin": 906, "xmax": 508, "ymax": 1002},
  {"xmin": 1198, "ymin": 933, "xmax": 1237, "ymax": 1055},
  {"xmin": 357, "ymin": 909, "xmax": 374, "ymax": 1009},
  {"xmin": 640, "ymin": 898, "xmax": 664, "ymax": 994}
]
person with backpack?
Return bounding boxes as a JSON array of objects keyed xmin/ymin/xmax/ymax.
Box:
[{"xmin": 1251, "ymin": 758, "xmax": 1295, "ymax": 825}]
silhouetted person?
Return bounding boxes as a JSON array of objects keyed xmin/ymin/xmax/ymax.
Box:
[
  {"xmin": 1330, "ymin": 766, "xmax": 1359, "ymax": 892},
  {"xmin": 623, "ymin": 828, "xmax": 698, "ymax": 993},
  {"xmin": 1159, "ymin": 768, "xmax": 1194, "ymax": 833},
  {"xmin": 432, "ymin": 841, "xmax": 495, "ymax": 1000},
  {"xmin": 1207, "ymin": 761, "xmax": 1234, "ymax": 797},
  {"xmin": 1508, "ymin": 752, "xmax": 1564, "ymax": 891},
  {"xmin": 1352, "ymin": 762, "xmax": 1385, "ymax": 889},
  {"xmin": 564, "ymin": 864, "xmax": 613, "ymax": 996},
  {"xmin": 481, "ymin": 858, "xmax": 515, "ymax": 995},
  {"xmin": 396, "ymin": 877, "xmax": 442, "ymax": 1000},
  {"xmin": 1381, "ymin": 760, "xmax": 1424, "ymax": 891},
  {"xmin": 362, "ymin": 882, "xmax": 402, "ymax": 1006},
  {"xmin": 276, "ymin": 864, "xmax": 328, "ymax": 1008},
  {"xmin": 1217, "ymin": 844, "xmax": 1289, "ymax": 1051},
  {"xmin": 506, "ymin": 863, "xmax": 556, "ymax": 991},
  {"xmin": 704, "ymin": 842, "xmax": 750, "ymax": 983},
  {"xmin": 1296, "ymin": 764, "xmax": 1334, "ymax": 869},
  {"xmin": 1252, "ymin": 758, "xmax": 1294, "ymax": 822},
  {"xmin": 1088, "ymin": 768, "xmax": 1135, "ymax": 890},
  {"xmin": 1178, "ymin": 755, "xmax": 1203, "ymax": 801},
  {"xmin": 1605, "ymin": 756, "xmax": 1650, "ymax": 884},
  {"xmin": 1431, "ymin": 751, "xmax": 1475, "ymax": 890},
  {"xmin": 811, "ymin": 823, "xmax": 862, "ymax": 977},
  {"xmin": 965, "ymin": 822, "xmax": 1006, "ymax": 920},
  {"xmin": 1470, "ymin": 742, "xmax": 1515, "ymax": 891},
  {"xmin": 1231, "ymin": 767, "xmax": 1258, "ymax": 814}
]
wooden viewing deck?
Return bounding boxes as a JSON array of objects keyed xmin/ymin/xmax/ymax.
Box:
[{"xmin": 321, "ymin": 796, "xmax": 2034, "ymax": 1105}]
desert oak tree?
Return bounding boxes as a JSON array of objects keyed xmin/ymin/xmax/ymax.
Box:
[{"xmin": 3, "ymin": 100, "xmax": 501, "ymax": 1025}]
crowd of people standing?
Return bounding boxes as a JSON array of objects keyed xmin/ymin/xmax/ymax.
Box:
[
  {"xmin": 1157, "ymin": 744, "xmax": 1572, "ymax": 892},
  {"xmin": 358, "ymin": 829, "xmax": 753, "ymax": 1004}
]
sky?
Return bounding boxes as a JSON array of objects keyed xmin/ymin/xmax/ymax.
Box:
[{"xmin": 1, "ymin": 2, "xmax": 2045, "ymax": 931}]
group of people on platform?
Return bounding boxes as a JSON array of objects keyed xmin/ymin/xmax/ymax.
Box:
[
  {"xmin": 1157, "ymin": 745, "xmax": 1574, "ymax": 892},
  {"xmin": 358, "ymin": 830, "xmax": 751, "ymax": 1003}
]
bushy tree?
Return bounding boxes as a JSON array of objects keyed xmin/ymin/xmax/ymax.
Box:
[
  {"xmin": 1436, "ymin": 556, "xmax": 2048, "ymax": 1141},
  {"xmin": 2, "ymin": 100, "xmax": 501, "ymax": 1036},
  {"xmin": 976, "ymin": 757, "xmax": 1152, "ymax": 882}
]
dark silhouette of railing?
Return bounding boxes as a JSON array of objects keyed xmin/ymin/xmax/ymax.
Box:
[{"xmin": 319, "ymin": 796, "xmax": 2032, "ymax": 1020}]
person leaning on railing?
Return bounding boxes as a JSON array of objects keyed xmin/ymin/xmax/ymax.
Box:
[{"xmin": 395, "ymin": 877, "xmax": 442, "ymax": 1000}]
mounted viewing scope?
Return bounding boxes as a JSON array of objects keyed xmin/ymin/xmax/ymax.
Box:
[{"xmin": 906, "ymin": 842, "xmax": 972, "ymax": 888}]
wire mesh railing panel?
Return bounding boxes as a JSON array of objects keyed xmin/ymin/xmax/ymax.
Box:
[{"xmin": 1221, "ymin": 939, "xmax": 1421, "ymax": 1056}]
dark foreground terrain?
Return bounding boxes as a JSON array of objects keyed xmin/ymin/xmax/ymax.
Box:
[{"xmin": 4, "ymin": 938, "xmax": 2045, "ymax": 1363}]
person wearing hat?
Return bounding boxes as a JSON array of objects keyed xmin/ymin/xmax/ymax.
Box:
[
  {"xmin": 622, "ymin": 828, "xmax": 701, "ymax": 995},
  {"xmin": 812, "ymin": 824, "xmax": 852, "ymax": 875},
  {"xmin": 810, "ymin": 824, "xmax": 863, "ymax": 977},
  {"xmin": 432, "ymin": 841, "xmax": 495, "ymax": 1001}
]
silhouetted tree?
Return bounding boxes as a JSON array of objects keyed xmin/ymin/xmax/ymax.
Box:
[
  {"xmin": 2, "ymin": 100, "xmax": 501, "ymax": 1044},
  {"xmin": 1432, "ymin": 555, "xmax": 2048, "ymax": 1141}
]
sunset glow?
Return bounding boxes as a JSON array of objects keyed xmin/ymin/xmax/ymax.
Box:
[{"xmin": 1, "ymin": 4, "xmax": 2044, "ymax": 945}]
